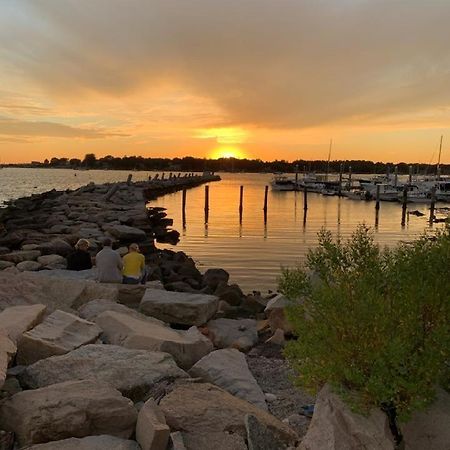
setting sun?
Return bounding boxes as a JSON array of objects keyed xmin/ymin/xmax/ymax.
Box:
[{"xmin": 209, "ymin": 147, "xmax": 246, "ymax": 159}]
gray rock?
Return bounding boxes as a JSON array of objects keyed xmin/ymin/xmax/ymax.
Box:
[
  {"xmin": 16, "ymin": 260, "xmax": 42, "ymax": 271},
  {"xmin": 37, "ymin": 238, "xmax": 73, "ymax": 257},
  {"xmin": 25, "ymin": 435, "xmax": 141, "ymax": 449},
  {"xmin": 246, "ymin": 414, "xmax": 286, "ymax": 450},
  {"xmin": 20, "ymin": 344, "xmax": 187, "ymax": 401},
  {"xmin": 17, "ymin": 310, "xmax": 102, "ymax": 365},
  {"xmin": 160, "ymin": 383, "xmax": 298, "ymax": 449},
  {"xmin": 0, "ymin": 332, "xmax": 16, "ymax": 389},
  {"xmin": 104, "ymin": 224, "xmax": 146, "ymax": 241},
  {"xmin": 403, "ymin": 387, "xmax": 450, "ymax": 450},
  {"xmin": 0, "ymin": 271, "xmax": 118, "ymax": 313},
  {"xmin": 207, "ymin": 318, "xmax": 258, "ymax": 352},
  {"xmin": 136, "ymin": 398, "xmax": 170, "ymax": 450},
  {"xmin": 140, "ymin": 289, "xmax": 219, "ymax": 326},
  {"xmin": 0, "ymin": 250, "xmax": 41, "ymax": 264},
  {"xmin": 37, "ymin": 254, "xmax": 67, "ymax": 269},
  {"xmin": 96, "ymin": 311, "xmax": 213, "ymax": 369},
  {"xmin": 0, "ymin": 261, "xmax": 15, "ymax": 270},
  {"xmin": 298, "ymin": 384, "xmax": 395, "ymax": 450},
  {"xmin": 0, "ymin": 304, "xmax": 47, "ymax": 343},
  {"xmin": 0, "ymin": 380, "xmax": 137, "ymax": 448},
  {"xmin": 214, "ymin": 282, "xmax": 244, "ymax": 306},
  {"xmin": 78, "ymin": 298, "xmax": 151, "ymax": 322},
  {"xmin": 189, "ymin": 349, "xmax": 267, "ymax": 410},
  {"xmin": 202, "ymin": 268, "xmax": 230, "ymax": 290},
  {"xmin": 264, "ymin": 293, "xmax": 289, "ymax": 312}
]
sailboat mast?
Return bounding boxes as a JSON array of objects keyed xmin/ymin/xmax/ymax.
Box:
[
  {"xmin": 437, "ymin": 135, "xmax": 443, "ymax": 179},
  {"xmin": 326, "ymin": 139, "xmax": 332, "ymax": 181}
]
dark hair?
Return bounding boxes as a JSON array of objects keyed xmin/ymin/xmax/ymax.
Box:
[{"xmin": 103, "ymin": 238, "xmax": 112, "ymax": 247}]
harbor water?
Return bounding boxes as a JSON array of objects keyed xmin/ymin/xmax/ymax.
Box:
[{"xmin": 0, "ymin": 168, "xmax": 444, "ymax": 292}]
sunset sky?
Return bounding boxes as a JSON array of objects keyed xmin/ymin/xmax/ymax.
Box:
[{"xmin": 1, "ymin": 0, "xmax": 450, "ymax": 164}]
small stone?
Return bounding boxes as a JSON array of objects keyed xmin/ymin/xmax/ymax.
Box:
[
  {"xmin": 265, "ymin": 393, "xmax": 277, "ymax": 402},
  {"xmin": 265, "ymin": 328, "xmax": 286, "ymax": 346}
]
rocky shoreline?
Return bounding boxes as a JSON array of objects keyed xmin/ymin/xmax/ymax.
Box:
[
  {"xmin": 0, "ymin": 178, "xmax": 447, "ymax": 450},
  {"xmin": 0, "ymin": 177, "xmax": 313, "ymax": 450}
]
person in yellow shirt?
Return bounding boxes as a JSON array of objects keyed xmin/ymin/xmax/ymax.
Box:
[{"xmin": 122, "ymin": 243, "xmax": 146, "ymax": 284}]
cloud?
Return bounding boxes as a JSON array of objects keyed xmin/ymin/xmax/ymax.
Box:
[
  {"xmin": 0, "ymin": 117, "xmax": 126, "ymax": 139},
  {"xmin": 0, "ymin": 0, "xmax": 450, "ymax": 130}
]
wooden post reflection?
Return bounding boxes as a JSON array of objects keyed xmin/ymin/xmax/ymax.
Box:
[
  {"xmin": 239, "ymin": 185, "xmax": 244, "ymax": 224},
  {"xmin": 401, "ymin": 186, "xmax": 407, "ymax": 227},
  {"xmin": 204, "ymin": 185, "xmax": 209, "ymax": 224},
  {"xmin": 263, "ymin": 185, "xmax": 268, "ymax": 224},
  {"xmin": 182, "ymin": 189, "xmax": 187, "ymax": 229}
]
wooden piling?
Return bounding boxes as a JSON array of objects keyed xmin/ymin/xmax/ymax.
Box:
[
  {"xmin": 375, "ymin": 184, "xmax": 381, "ymax": 210},
  {"xmin": 204, "ymin": 185, "xmax": 209, "ymax": 212},
  {"xmin": 263, "ymin": 186, "xmax": 268, "ymax": 213},
  {"xmin": 303, "ymin": 186, "xmax": 308, "ymax": 211},
  {"xmin": 347, "ymin": 166, "xmax": 352, "ymax": 189},
  {"xmin": 394, "ymin": 166, "xmax": 398, "ymax": 187},
  {"xmin": 338, "ymin": 164, "xmax": 343, "ymax": 196},
  {"xmin": 408, "ymin": 165, "xmax": 413, "ymax": 184},
  {"xmin": 126, "ymin": 174, "xmax": 133, "ymax": 185},
  {"xmin": 429, "ymin": 187, "xmax": 436, "ymax": 224}
]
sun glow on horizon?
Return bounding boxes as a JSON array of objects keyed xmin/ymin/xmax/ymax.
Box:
[{"xmin": 209, "ymin": 146, "xmax": 247, "ymax": 160}]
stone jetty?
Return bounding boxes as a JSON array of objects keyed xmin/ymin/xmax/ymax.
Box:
[{"xmin": 0, "ymin": 175, "xmax": 447, "ymax": 449}]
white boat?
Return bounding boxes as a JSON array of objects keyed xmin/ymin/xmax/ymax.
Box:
[
  {"xmin": 345, "ymin": 189, "xmax": 371, "ymax": 201},
  {"xmin": 270, "ymin": 174, "xmax": 297, "ymax": 191}
]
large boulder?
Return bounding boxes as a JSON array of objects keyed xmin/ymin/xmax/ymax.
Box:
[
  {"xmin": 16, "ymin": 260, "xmax": 42, "ymax": 271},
  {"xmin": 26, "ymin": 435, "xmax": 141, "ymax": 449},
  {"xmin": 202, "ymin": 268, "xmax": 229, "ymax": 290},
  {"xmin": 103, "ymin": 224, "xmax": 146, "ymax": 241},
  {"xmin": 37, "ymin": 238, "xmax": 73, "ymax": 257},
  {"xmin": 0, "ymin": 332, "xmax": 16, "ymax": 389},
  {"xmin": 207, "ymin": 318, "xmax": 258, "ymax": 352},
  {"xmin": 159, "ymin": 383, "xmax": 298, "ymax": 450},
  {"xmin": 136, "ymin": 398, "xmax": 170, "ymax": 450},
  {"xmin": 0, "ymin": 304, "xmax": 46, "ymax": 343},
  {"xmin": 0, "ymin": 271, "xmax": 118, "ymax": 312},
  {"xmin": 189, "ymin": 349, "xmax": 267, "ymax": 410},
  {"xmin": 20, "ymin": 344, "xmax": 188, "ymax": 401},
  {"xmin": 140, "ymin": 289, "xmax": 219, "ymax": 326},
  {"xmin": 78, "ymin": 298, "xmax": 152, "ymax": 322},
  {"xmin": 0, "ymin": 250, "xmax": 41, "ymax": 264},
  {"xmin": 96, "ymin": 311, "xmax": 213, "ymax": 369},
  {"xmin": 0, "ymin": 261, "xmax": 15, "ymax": 270},
  {"xmin": 17, "ymin": 310, "xmax": 102, "ymax": 365},
  {"xmin": 403, "ymin": 387, "xmax": 450, "ymax": 450},
  {"xmin": 37, "ymin": 254, "xmax": 67, "ymax": 269},
  {"xmin": 297, "ymin": 384, "xmax": 395, "ymax": 450},
  {"xmin": 0, "ymin": 380, "xmax": 137, "ymax": 448}
]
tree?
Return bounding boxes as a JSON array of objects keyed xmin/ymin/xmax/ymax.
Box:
[
  {"xmin": 279, "ymin": 225, "xmax": 450, "ymax": 422},
  {"xmin": 82, "ymin": 153, "xmax": 97, "ymax": 168}
]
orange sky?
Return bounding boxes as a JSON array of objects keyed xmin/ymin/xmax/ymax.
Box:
[{"xmin": 1, "ymin": 1, "xmax": 450, "ymax": 164}]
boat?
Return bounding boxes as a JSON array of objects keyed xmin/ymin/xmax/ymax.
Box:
[
  {"xmin": 344, "ymin": 189, "xmax": 371, "ymax": 201},
  {"xmin": 270, "ymin": 174, "xmax": 297, "ymax": 191}
]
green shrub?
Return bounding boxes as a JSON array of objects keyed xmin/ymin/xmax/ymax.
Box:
[{"xmin": 280, "ymin": 224, "xmax": 450, "ymax": 420}]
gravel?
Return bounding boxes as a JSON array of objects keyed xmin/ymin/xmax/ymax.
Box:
[{"xmin": 246, "ymin": 340, "xmax": 315, "ymax": 439}]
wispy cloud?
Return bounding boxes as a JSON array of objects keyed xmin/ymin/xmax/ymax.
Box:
[{"xmin": 0, "ymin": 117, "xmax": 127, "ymax": 139}]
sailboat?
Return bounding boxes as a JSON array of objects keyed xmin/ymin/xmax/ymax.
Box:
[{"xmin": 321, "ymin": 139, "xmax": 338, "ymax": 195}]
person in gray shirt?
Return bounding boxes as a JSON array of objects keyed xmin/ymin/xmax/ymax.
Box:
[{"xmin": 95, "ymin": 238, "xmax": 123, "ymax": 283}]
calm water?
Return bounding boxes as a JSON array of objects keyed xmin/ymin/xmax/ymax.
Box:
[{"xmin": 0, "ymin": 168, "xmax": 443, "ymax": 292}]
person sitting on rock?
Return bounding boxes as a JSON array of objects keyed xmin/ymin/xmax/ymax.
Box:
[
  {"xmin": 67, "ymin": 239, "xmax": 93, "ymax": 271},
  {"xmin": 122, "ymin": 243, "xmax": 146, "ymax": 284},
  {"xmin": 95, "ymin": 238, "xmax": 123, "ymax": 283}
]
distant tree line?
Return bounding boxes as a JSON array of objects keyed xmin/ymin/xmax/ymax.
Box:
[{"xmin": 32, "ymin": 154, "xmax": 449, "ymax": 175}]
